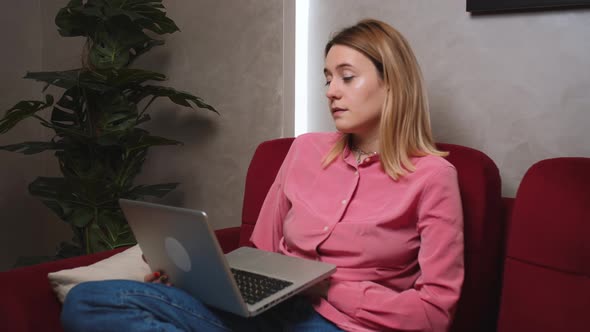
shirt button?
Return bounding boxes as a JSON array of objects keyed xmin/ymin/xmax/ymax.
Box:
[
  {"xmin": 354, "ymin": 171, "xmax": 359, "ymax": 175},
  {"xmin": 341, "ymin": 199, "xmax": 347, "ymax": 204},
  {"xmin": 323, "ymin": 226, "xmax": 329, "ymax": 232}
]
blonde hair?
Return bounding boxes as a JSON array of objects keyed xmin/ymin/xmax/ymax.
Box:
[{"xmin": 322, "ymin": 19, "xmax": 447, "ymax": 180}]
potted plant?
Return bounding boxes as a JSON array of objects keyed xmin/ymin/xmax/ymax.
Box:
[{"xmin": 0, "ymin": 0, "xmax": 217, "ymax": 260}]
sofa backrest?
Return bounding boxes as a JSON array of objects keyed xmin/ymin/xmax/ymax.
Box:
[
  {"xmin": 497, "ymin": 157, "xmax": 590, "ymax": 332},
  {"xmin": 239, "ymin": 138, "xmax": 505, "ymax": 331},
  {"xmin": 437, "ymin": 143, "xmax": 504, "ymax": 332},
  {"xmin": 239, "ymin": 137, "xmax": 295, "ymax": 247}
]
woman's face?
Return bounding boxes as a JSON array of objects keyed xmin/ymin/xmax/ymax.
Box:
[{"xmin": 324, "ymin": 44, "xmax": 387, "ymax": 138}]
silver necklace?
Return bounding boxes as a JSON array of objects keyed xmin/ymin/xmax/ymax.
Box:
[{"xmin": 351, "ymin": 146, "xmax": 378, "ymax": 164}]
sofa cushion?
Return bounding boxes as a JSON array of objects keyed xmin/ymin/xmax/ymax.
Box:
[{"xmin": 505, "ymin": 158, "xmax": 590, "ymax": 274}]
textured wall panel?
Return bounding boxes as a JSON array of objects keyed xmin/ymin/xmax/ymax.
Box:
[{"xmin": 306, "ymin": 0, "xmax": 590, "ymax": 196}]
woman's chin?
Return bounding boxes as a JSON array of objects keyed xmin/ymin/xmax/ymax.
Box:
[
  {"xmin": 334, "ymin": 125, "xmax": 359, "ymax": 135},
  {"xmin": 333, "ymin": 121, "xmax": 353, "ymax": 133}
]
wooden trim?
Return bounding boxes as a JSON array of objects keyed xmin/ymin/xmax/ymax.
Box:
[{"xmin": 467, "ymin": 0, "xmax": 590, "ymax": 13}]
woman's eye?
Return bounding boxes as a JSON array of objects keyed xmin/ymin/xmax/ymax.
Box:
[
  {"xmin": 343, "ymin": 76, "xmax": 354, "ymax": 83},
  {"xmin": 324, "ymin": 80, "xmax": 331, "ymax": 86}
]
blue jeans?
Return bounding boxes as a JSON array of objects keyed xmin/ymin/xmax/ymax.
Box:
[{"xmin": 61, "ymin": 280, "xmax": 343, "ymax": 331}]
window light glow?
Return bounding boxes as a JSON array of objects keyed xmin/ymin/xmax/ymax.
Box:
[{"xmin": 294, "ymin": 0, "xmax": 310, "ymax": 136}]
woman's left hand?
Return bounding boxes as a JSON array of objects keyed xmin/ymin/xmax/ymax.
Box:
[{"xmin": 142, "ymin": 254, "xmax": 173, "ymax": 286}]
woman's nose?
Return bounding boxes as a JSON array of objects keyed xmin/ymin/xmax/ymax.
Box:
[{"xmin": 326, "ymin": 81, "xmax": 341, "ymax": 100}]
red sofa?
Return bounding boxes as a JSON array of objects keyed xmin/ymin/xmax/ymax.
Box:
[
  {"xmin": 0, "ymin": 138, "xmax": 586, "ymax": 331},
  {"xmin": 496, "ymin": 157, "xmax": 590, "ymax": 332}
]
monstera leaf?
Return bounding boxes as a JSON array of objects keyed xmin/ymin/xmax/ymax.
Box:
[
  {"xmin": 0, "ymin": 141, "xmax": 64, "ymax": 155},
  {"xmin": 0, "ymin": 95, "xmax": 54, "ymax": 134},
  {"xmin": 89, "ymin": 31, "xmax": 130, "ymax": 69},
  {"xmin": 56, "ymin": 0, "xmax": 179, "ymax": 37}
]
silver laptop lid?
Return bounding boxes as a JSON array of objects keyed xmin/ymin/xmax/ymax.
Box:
[{"xmin": 119, "ymin": 199, "xmax": 248, "ymax": 316}]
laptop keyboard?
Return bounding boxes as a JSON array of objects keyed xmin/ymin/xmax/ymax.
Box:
[{"xmin": 230, "ymin": 268, "xmax": 293, "ymax": 305}]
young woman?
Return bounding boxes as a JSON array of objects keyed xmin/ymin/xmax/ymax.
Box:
[{"xmin": 61, "ymin": 19, "xmax": 463, "ymax": 332}]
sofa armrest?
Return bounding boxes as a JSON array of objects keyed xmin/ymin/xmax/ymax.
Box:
[{"xmin": 0, "ymin": 247, "xmax": 126, "ymax": 332}]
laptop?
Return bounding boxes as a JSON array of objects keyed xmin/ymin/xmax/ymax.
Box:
[{"xmin": 119, "ymin": 199, "xmax": 336, "ymax": 317}]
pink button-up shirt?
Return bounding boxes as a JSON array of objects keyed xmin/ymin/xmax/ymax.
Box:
[{"xmin": 250, "ymin": 132, "xmax": 464, "ymax": 332}]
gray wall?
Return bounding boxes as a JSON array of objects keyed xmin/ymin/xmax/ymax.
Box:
[
  {"xmin": 0, "ymin": 0, "xmax": 284, "ymax": 271},
  {"xmin": 305, "ymin": 0, "xmax": 590, "ymax": 196},
  {"xmin": 0, "ymin": 0, "xmax": 71, "ymax": 271},
  {"xmin": 135, "ymin": 0, "xmax": 284, "ymax": 230}
]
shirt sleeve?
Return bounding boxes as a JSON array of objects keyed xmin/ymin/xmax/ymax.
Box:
[
  {"xmin": 249, "ymin": 140, "xmax": 297, "ymax": 252},
  {"xmin": 325, "ymin": 165, "xmax": 464, "ymax": 332}
]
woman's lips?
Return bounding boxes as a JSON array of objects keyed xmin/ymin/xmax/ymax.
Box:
[{"xmin": 331, "ymin": 108, "xmax": 347, "ymax": 116}]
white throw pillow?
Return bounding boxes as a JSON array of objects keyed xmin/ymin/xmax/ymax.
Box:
[{"xmin": 48, "ymin": 245, "xmax": 151, "ymax": 303}]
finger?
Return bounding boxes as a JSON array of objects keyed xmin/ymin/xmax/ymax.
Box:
[
  {"xmin": 145, "ymin": 271, "xmax": 161, "ymax": 283},
  {"xmin": 158, "ymin": 274, "xmax": 169, "ymax": 284},
  {"xmin": 153, "ymin": 273, "xmax": 169, "ymax": 284}
]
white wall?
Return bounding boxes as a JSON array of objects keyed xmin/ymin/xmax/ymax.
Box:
[{"xmin": 300, "ymin": 0, "xmax": 590, "ymax": 196}]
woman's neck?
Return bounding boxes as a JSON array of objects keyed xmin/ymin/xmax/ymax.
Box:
[{"xmin": 351, "ymin": 134, "xmax": 379, "ymax": 154}]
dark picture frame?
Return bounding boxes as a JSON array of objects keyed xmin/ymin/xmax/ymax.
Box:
[{"xmin": 467, "ymin": 0, "xmax": 590, "ymax": 12}]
